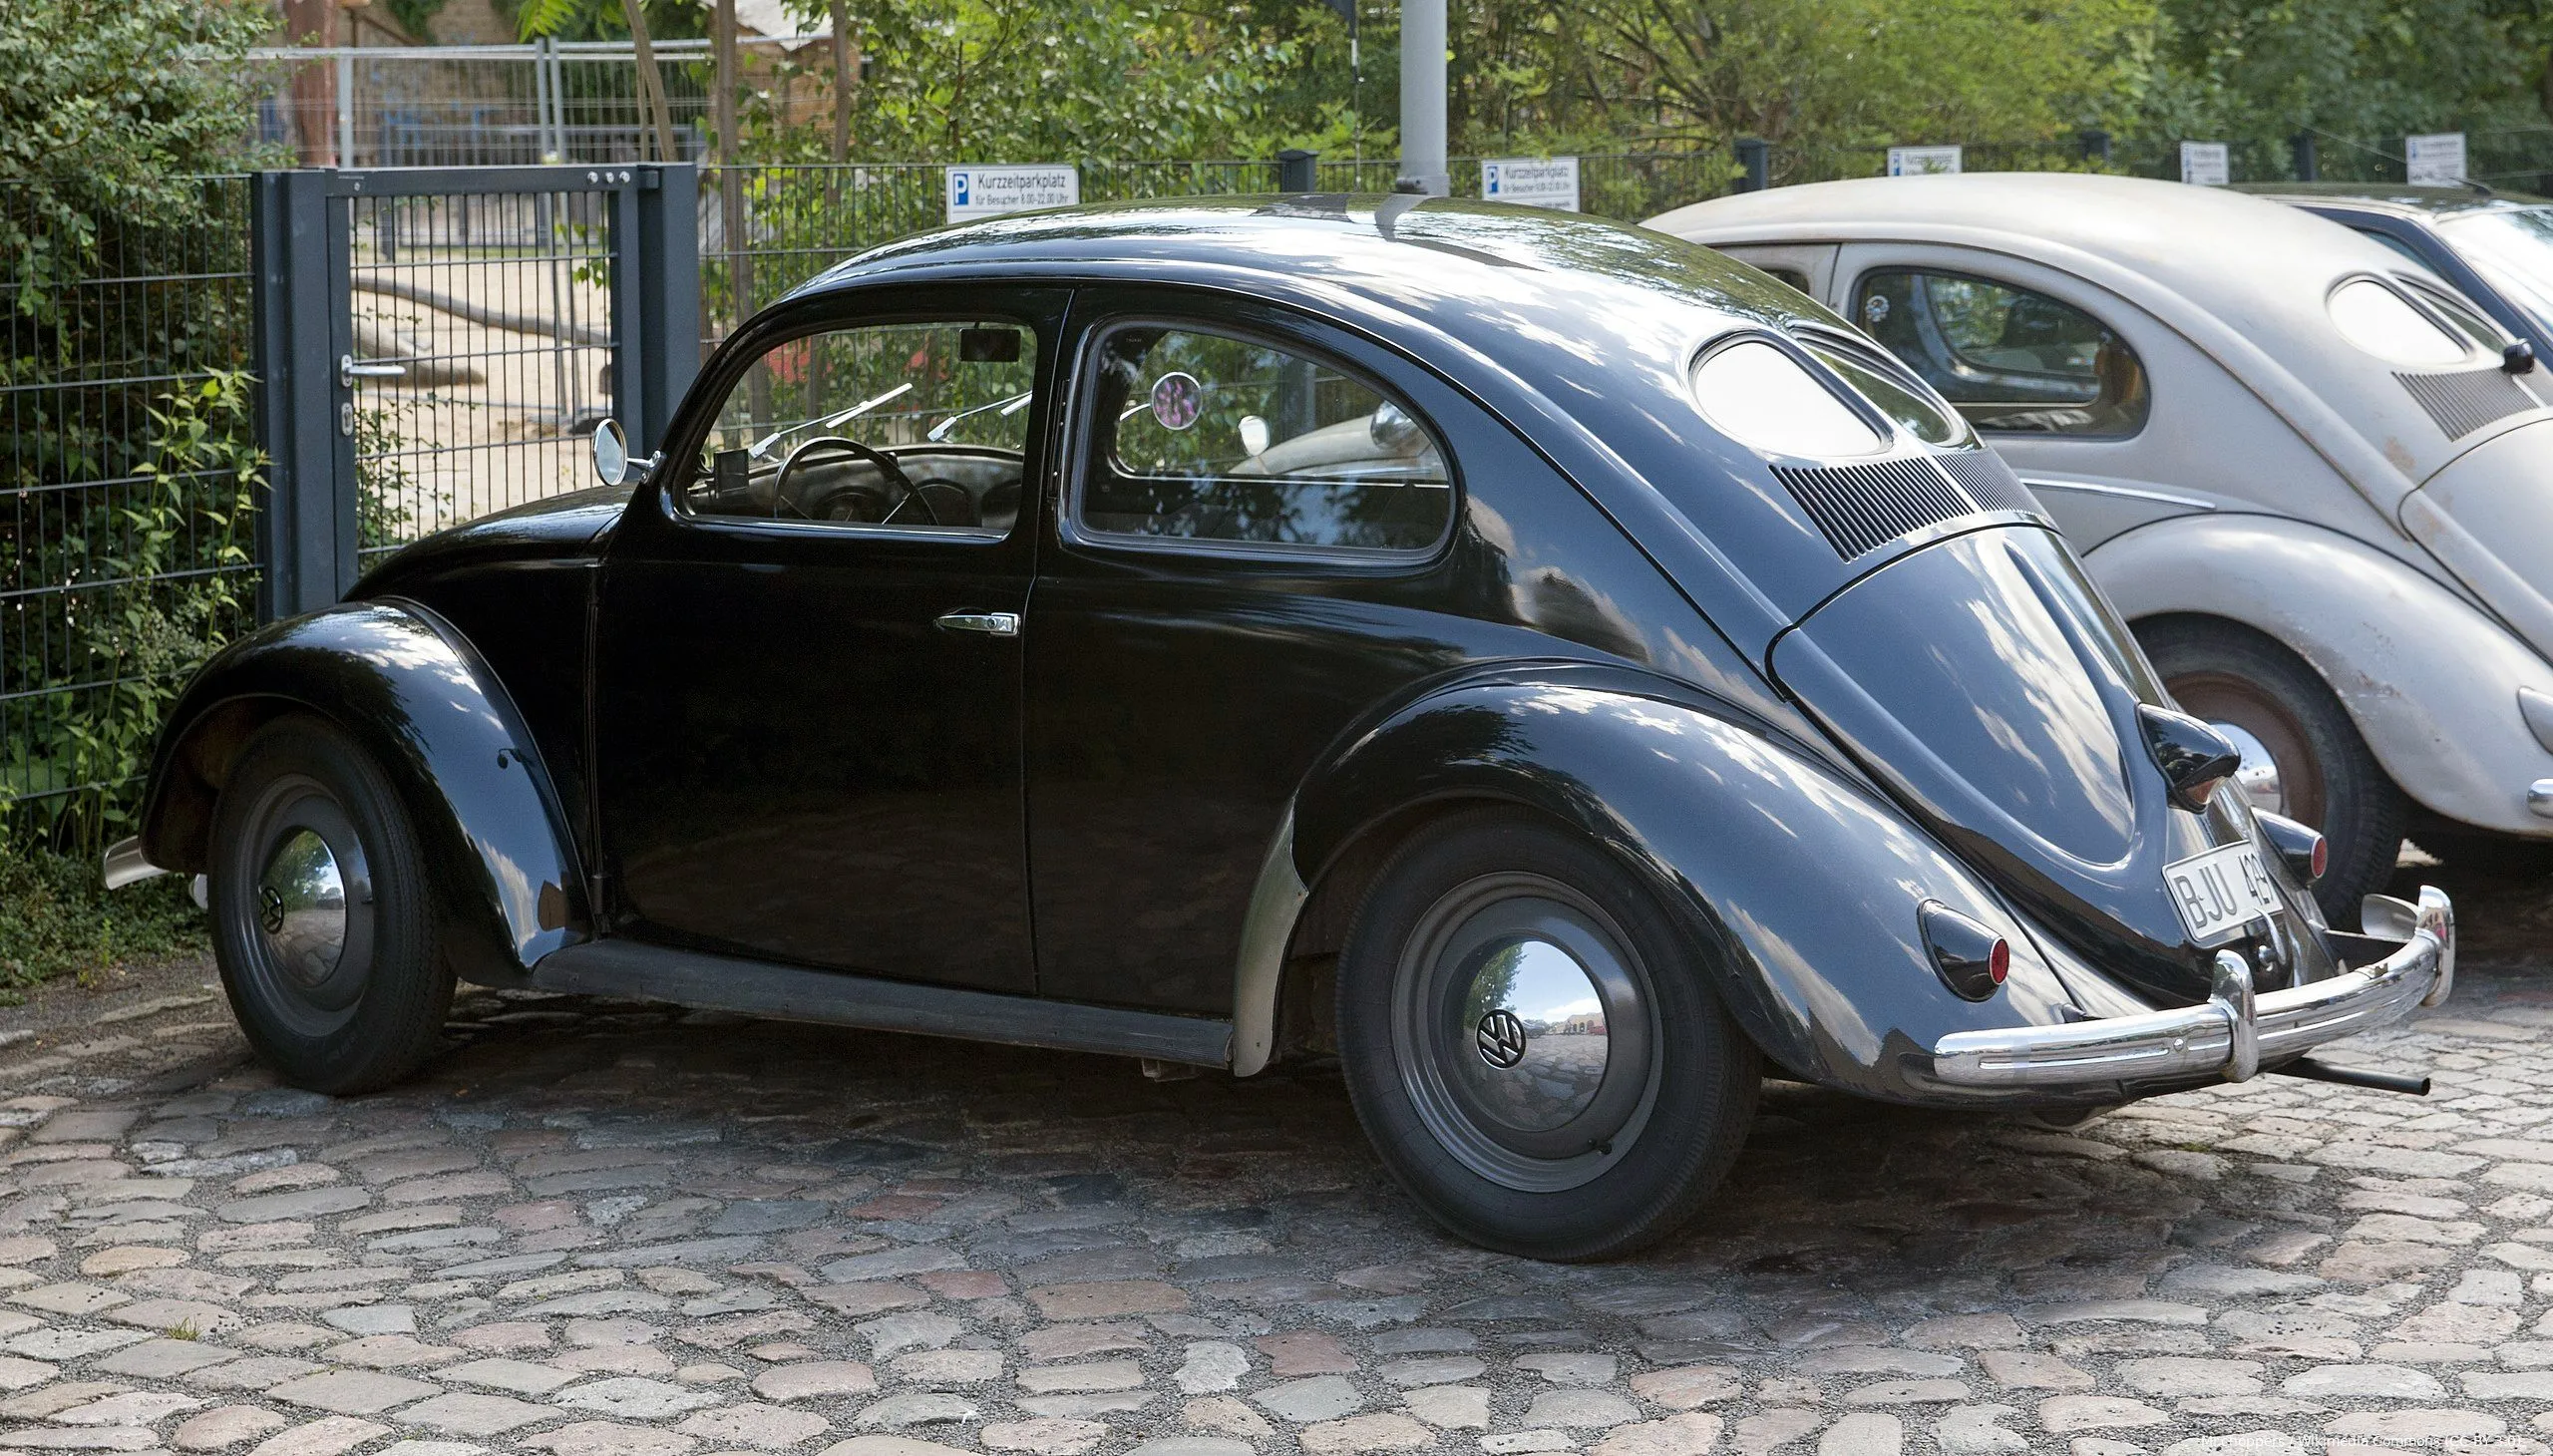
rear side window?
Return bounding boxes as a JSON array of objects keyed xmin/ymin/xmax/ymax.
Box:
[
  {"xmin": 1854, "ymin": 269, "xmax": 2150, "ymax": 438},
  {"xmin": 1076, "ymin": 324, "xmax": 1453, "ymax": 553},
  {"xmin": 2328, "ymin": 277, "xmax": 2468, "ymax": 365}
]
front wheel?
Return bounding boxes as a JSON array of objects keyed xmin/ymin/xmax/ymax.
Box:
[
  {"xmin": 208, "ymin": 714, "xmax": 455, "ymax": 1094},
  {"xmin": 2140, "ymin": 618, "xmax": 2407, "ymax": 920},
  {"xmin": 1336, "ymin": 809, "xmax": 1759, "ymax": 1262}
]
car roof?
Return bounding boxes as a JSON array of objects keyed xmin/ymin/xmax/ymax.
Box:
[
  {"xmin": 796, "ymin": 191, "xmax": 1804, "ymax": 333},
  {"xmin": 2232, "ymin": 181, "xmax": 2551, "ymax": 218},
  {"xmin": 1646, "ymin": 173, "xmax": 2403, "ymax": 311}
]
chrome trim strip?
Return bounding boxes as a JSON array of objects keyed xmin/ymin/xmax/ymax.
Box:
[
  {"xmin": 2018, "ymin": 478, "xmax": 2220, "ymax": 512},
  {"xmin": 102, "ymin": 836, "xmax": 169, "ymax": 892},
  {"xmin": 2529, "ymin": 778, "xmax": 2553, "ymax": 820},
  {"xmin": 1933, "ymin": 886, "xmax": 2450, "ymax": 1088}
]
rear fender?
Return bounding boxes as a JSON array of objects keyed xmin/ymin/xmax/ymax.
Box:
[
  {"xmin": 1247, "ymin": 664, "xmax": 2136, "ymax": 1102},
  {"xmin": 2087, "ymin": 513, "xmax": 2553, "ymax": 836},
  {"xmin": 140, "ymin": 600, "xmax": 586, "ymax": 984}
]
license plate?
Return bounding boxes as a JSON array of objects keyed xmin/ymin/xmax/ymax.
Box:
[{"xmin": 2164, "ymin": 841, "xmax": 2282, "ymax": 946}]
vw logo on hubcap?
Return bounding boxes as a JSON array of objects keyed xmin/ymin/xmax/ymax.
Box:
[
  {"xmin": 256, "ymin": 884, "xmax": 287, "ymax": 935},
  {"xmin": 1475, "ymin": 1008, "xmax": 1528, "ymax": 1069}
]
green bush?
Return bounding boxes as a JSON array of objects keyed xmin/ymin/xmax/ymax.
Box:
[{"xmin": 0, "ymin": 839, "xmax": 205, "ymax": 991}]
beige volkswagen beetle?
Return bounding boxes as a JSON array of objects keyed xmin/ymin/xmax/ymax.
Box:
[{"xmin": 1653, "ymin": 173, "xmax": 2553, "ymax": 912}]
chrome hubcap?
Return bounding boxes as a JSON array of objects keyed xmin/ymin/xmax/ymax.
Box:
[
  {"xmin": 227, "ymin": 775, "xmax": 374, "ymax": 1038},
  {"xmin": 1455, "ymin": 937, "xmax": 1611, "ymax": 1133},
  {"xmin": 2211, "ymin": 719, "xmax": 2284, "ymax": 816},
  {"xmin": 256, "ymin": 829, "xmax": 347, "ymax": 988},
  {"xmin": 1391, "ymin": 874, "xmax": 1660, "ymax": 1194}
]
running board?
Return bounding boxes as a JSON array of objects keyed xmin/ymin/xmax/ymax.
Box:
[{"xmin": 529, "ymin": 939, "xmax": 1234, "ymax": 1068}]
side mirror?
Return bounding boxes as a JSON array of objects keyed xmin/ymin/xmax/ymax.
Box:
[{"xmin": 592, "ymin": 419, "xmax": 632, "ymax": 487}]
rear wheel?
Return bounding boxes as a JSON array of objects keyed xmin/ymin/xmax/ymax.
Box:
[
  {"xmin": 2140, "ymin": 618, "xmax": 2406, "ymax": 920},
  {"xmin": 1336, "ymin": 809, "xmax": 1758, "ymax": 1262},
  {"xmin": 208, "ymin": 715, "xmax": 454, "ymax": 1094}
]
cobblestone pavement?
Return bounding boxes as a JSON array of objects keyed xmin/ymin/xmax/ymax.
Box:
[{"xmin": 0, "ymin": 865, "xmax": 2548, "ymax": 1456}]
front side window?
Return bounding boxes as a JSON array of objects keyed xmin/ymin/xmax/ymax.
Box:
[
  {"xmin": 1854, "ymin": 269, "xmax": 2151, "ymax": 437},
  {"xmin": 1076, "ymin": 325, "xmax": 1453, "ymax": 552},
  {"xmin": 683, "ymin": 319, "xmax": 1038, "ymax": 534}
]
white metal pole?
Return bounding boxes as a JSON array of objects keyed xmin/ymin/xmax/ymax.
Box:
[
  {"xmin": 1397, "ymin": 0, "xmax": 1446, "ymax": 195},
  {"xmin": 336, "ymin": 48, "xmax": 355, "ymax": 168}
]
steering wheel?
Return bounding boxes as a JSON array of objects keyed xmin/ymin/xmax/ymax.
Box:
[{"xmin": 774, "ymin": 436, "xmax": 915, "ymax": 522}]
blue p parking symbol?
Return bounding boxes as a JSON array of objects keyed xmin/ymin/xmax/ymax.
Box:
[{"xmin": 953, "ymin": 173, "xmax": 971, "ymax": 207}]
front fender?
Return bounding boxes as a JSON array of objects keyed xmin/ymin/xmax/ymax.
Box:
[
  {"xmin": 140, "ymin": 600, "xmax": 586, "ymax": 983},
  {"xmin": 2087, "ymin": 513, "xmax": 2553, "ymax": 837},
  {"xmin": 1276, "ymin": 665, "xmax": 2148, "ymax": 1105}
]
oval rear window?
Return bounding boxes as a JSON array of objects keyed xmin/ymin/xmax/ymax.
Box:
[
  {"xmin": 1691, "ymin": 339, "xmax": 1883, "ymax": 458},
  {"xmin": 2329, "ymin": 278, "xmax": 2468, "ymax": 366}
]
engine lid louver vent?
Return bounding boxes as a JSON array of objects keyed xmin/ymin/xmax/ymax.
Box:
[
  {"xmin": 1772, "ymin": 451, "xmax": 2041, "ymax": 561},
  {"xmin": 2397, "ymin": 367, "xmax": 2536, "ymax": 440},
  {"xmin": 1934, "ymin": 450, "xmax": 2040, "ymax": 516}
]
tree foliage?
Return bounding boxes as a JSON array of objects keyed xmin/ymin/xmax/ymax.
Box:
[{"xmin": 0, "ymin": 0, "xmax": 269, "ymax": 317}]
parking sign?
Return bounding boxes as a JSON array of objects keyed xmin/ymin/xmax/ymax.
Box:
[
  {"xmin": 944, "ymin": 165, "xmax": 1080, "ymax": 224},
  {"xmin": 1887, "ymin": 146, "xmax": 1963, "ymax": 177},
  {"xmin": 2406, "ymin": 134, "xmax": 2467, "ymax": 186},
  {"xmin": 1480, "ymin": 157, "xmax": 1581, "ymax": 211},
  {"xmin": 2179, "ymin": 142, "xmax": 2230, "ymax": 186}
]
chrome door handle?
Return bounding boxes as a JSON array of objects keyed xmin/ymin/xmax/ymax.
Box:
[{"xmin": 935, "ymin": 610, "xmax": 1021, "ymax": 637}]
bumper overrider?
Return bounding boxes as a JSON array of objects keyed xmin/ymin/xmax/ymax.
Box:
[{"xmin": 1932, "ymin": 888, "xmax": 2453, "ymax": 1089}]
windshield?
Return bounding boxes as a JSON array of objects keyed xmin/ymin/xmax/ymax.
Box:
[{"xmin": 2437, "ymin": 206, "xmax": 2553, "ymax": 334}]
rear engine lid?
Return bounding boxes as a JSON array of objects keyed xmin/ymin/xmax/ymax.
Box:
[
  {"xmin": 2401, "ymin": 416, "xmax": 2553, "ymax": 664},
  {"xmin": 1769, "ymin": 526, "xmax": 2328, "ymax": 1004}
]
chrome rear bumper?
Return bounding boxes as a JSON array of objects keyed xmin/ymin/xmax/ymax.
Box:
[{"xmin": 1933, "ymin": 887, "xmax": 2451, "ymax": 1089}]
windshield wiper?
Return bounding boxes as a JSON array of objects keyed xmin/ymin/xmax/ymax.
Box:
[
  {"xmin": 925, "ymin": 390, "xmax": 1034, "ymax": 443},
  {"xmin": 747, "ymin": 382, "xmax": 916, "ymax": 459}
]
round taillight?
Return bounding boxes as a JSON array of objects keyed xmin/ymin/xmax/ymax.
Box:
[
  {"xmin": 1920, "ymin": 901, "xmax": 2008, "ymax": 1001},
  {"xmin": 2310, "ymin": 834, "xmax": 2329, "ymax": 882}
]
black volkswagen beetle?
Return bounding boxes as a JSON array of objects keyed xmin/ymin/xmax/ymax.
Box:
[{"xmin": 122, "ymin": 195, "xmax": 2456, "ymax": 1261}]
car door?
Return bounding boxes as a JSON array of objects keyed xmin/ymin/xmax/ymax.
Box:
[
  {"xmin": 1023, "ymin": 293, "xmax": 1476, "ymax": 1015},
  {"xmin": 591, "ymin": 286, "xmax": 1066, "ymax": 993}
]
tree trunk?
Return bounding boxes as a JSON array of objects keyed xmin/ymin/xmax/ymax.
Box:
[
  {"xmin": 832, "ymin": 0, "xmax": 858, "ymax": 165},
  {"xmin": 282, "ymin": 0, "xmax": 338, "ymax": 167}
]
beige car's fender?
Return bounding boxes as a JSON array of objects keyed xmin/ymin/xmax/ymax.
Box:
[{"xmin": 2087, "ymin": 511, "xmax": 2553, "ymax": 836}]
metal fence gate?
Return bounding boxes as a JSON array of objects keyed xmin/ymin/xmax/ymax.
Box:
[{"xmin": 250, "ymin": 164, "xmax": 699, "ymax": 619}]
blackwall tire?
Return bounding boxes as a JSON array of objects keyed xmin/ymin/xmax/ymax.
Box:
[
  {"xmin": 2141, "ymin": 618, "xmax": 2407, "ymax": 921},
  {"xmin": 208, "ymin": 714, "xmax": 454, "ymax": 1094},
  {"xmin": 1336, "ymin": 808, "xmax": 1759, "ymax": 1262}
]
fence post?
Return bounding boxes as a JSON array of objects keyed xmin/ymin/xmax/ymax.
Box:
[
  {"xmin": 2291, "ymin": 132, "xmax": 2319, "ymax": 182},
  {"xmin": 2078, "ymin": 129, "xmax": 2112, "ymax": 167},
  {"xmin": 617, "ymin": 163, "xmax": 701, "ymax": 460},
  {"xmin": 250, "ymin": 169, "xmax": 356, "ymax": 623},
  {"xmin": 1276, "ymin": 149, "xmax": 1319, "ymax": 193},
  {"xmin": 1733, "ymin": 137, "xmax": 1769, "ymax": 192}
]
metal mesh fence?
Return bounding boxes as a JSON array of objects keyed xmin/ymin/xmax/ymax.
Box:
[
  {"xmin": 250, "ymin": 40, "xmax": 812, "ymax": 168},
  {"xmin": 347, "ymin": 186, "xmax": 618, "ymax": 563},
  {"xmin": 1, "ymin": 178, "xmax": 260, "ymax": 826}
]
